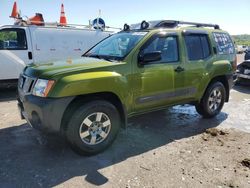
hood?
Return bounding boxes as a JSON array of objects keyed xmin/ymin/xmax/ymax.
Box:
[{"xmin": 24, "ymin": 57, "xmax": 126, "ymax": 78}]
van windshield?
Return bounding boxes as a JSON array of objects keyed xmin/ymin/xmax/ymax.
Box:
[{"xmin": 83, "ymin": 31, "xmax": 148, "ymax": 61}]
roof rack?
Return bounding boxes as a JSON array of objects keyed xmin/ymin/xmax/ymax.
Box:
[
  {"xmin": 13, "ymin": 19, "xmax": 121, "ymax": 31},
  {"xmin": 155, "ymin": 20, "xmax": 220, "ymax": 29},
  {"xmin": 129, "ymin": 20, "xmax": 220, "ymax": 30}
]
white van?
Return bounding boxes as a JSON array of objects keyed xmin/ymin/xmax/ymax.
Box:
[{"xmin": 0, "ymin": 25, "xmax": 112, "ymax": 82}]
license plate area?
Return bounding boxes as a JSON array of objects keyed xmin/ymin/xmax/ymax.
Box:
[{"xmin": 244, "ymin": 69, "xmax": 250, "ymax": 74}]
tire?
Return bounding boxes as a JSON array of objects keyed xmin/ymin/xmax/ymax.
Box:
[
  {"xmin": 195, "ymin": 82, "xmax": 226, "ymax": 118},
  {"xmin": 66, "ymin": 100, "xmax": 121, "ymax": 155}
]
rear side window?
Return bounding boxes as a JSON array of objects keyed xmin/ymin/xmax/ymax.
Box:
[
  {"xmin": 184, "ymin": 35, "xmax": 211, "ymax": 61},
  {"xmin": 0, "ymin": 29, "xmax": 27, "ymax": 50},
  {"xmin": 213, "ymin": 32, "xmax": 234, "ymax": 55}
]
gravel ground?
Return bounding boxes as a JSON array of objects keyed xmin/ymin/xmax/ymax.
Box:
[{"xmin": 0, "ymin": 54, "xmax": 249, "ymax": 188}]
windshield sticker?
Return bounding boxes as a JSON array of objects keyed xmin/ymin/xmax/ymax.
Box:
[
  {"xmin": 213, "ymin": 33, "xmax": 234, "ymax": 55},
  {"xmin": 132, "ymin": 32, "xmax": 147, "ymax": 36}
]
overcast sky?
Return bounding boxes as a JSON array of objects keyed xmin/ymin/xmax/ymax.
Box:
[{"xmin": 1, "ymin": 0, "xmax": 249, "ymax": 35}]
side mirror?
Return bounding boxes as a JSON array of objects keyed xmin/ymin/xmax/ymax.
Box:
[{"xmin": 138, "ymin": 51, "xmax": 162, "ymax": 65}]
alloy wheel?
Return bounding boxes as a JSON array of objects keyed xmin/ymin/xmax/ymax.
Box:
[{"xmin": 79, "ymin": 112, "xmax": 111, "ymax": 145}]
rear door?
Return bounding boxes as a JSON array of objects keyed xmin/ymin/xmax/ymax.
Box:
[
  {"xmin": 0, "ymin": 27, "xmax": 33, "ymax": 80},
  {"xmin": 173, "ymin": 32, "xmax": 212, "ymax": 101}
]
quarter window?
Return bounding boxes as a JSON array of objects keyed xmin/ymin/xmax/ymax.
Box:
[
  {"xmin": 142, "ymin": 35, "xmax": 179, "ymax": 63},
  {"xmin": 0, "ymin": 29, "xmax": 27, "ymax": 50},
  {"xmin": 184, "ymin": 35, "xmax": 211, "ymax": 61},
  {"xmin": 213, "ymin": 32, "xmax": 234, "ymax": 55}
]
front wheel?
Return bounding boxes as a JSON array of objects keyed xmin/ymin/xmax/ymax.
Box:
[
  {"xmin": 66, "ymin": 100, "xmax": 121, "ymax": 155},
  {"xmin": 195, "ymin": 82, "xmax": 226, "ymax": 118}
]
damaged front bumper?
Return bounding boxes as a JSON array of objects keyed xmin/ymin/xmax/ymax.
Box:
[
  {"xmin": 18, "ymin": 92, "xmax": 74, "ymax": 133},
  {"xmin": 236, "ymin": 60, "xmax": 250, "ymax": 81}
]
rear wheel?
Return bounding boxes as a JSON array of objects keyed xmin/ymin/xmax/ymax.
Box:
[
  {"xmin": 66, "ymin": 100, "xmax": 121, "ymax": 155},
  {"xmin": 195, "ymin": 82, "xmax": 226, "ymax": 118}
]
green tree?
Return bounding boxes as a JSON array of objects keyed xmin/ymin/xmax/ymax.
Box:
[
  {"xmin": 0, "ymin": 31, "xmax": 17, "ymax": 41},
  {"xmin": 232, "ymin": 35, "xmax": 250, "ymax": 46}
]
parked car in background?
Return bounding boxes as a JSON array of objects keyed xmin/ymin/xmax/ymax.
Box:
[
  {"xmin": 245, "ymin": 49, "xmax": 250, "ymax": 60},
  {"xmin": 237, "ymin": 60, "xmax": 250, "ymax": 84}
]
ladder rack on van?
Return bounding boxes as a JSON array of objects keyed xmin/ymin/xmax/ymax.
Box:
[{"xmin": 14, "ymin": 19, "xmax": 121, "ymax": 31}]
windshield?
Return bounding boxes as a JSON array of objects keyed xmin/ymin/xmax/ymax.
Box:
[{"xmin": 84, "ymin": 31, "xmax": 148, "ymax": 61}]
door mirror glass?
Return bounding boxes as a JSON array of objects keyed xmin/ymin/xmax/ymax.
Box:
[{"xmin": 139, "ymin": 51, "xmax": 162, "ymax": 65}]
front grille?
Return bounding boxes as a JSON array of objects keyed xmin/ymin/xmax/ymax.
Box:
[{"xmin": 19, "ymin": 75, "xmax": 36, "ymax": 94}]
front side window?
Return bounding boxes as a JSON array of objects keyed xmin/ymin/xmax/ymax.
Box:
[
  {"xmin": 85, "ymin": 31, "xmax": 147, "ymax": 61},
  {"xmin": 142, "ymin": 35, "xmax": 179, "ymax": 63},
  {"xmin": 184, "ymin": 34, "xmax": 211, "ymax": 61},
  {"xmin": 213, "ymin": 32, "xmax": 235, "ymax": 55},
  {"xmin": 0, "ymin": 29, "xmax": 27, "ymax": 50}
]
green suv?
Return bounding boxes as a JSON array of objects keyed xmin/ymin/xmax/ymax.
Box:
[{"xmin": 18, "ymin": 20, "xmax": 236, "ymax": 155}]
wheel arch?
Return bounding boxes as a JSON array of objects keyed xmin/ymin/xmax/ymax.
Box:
[
  {"xmin": 203, "ymin": 75, "xmax": 230, "ymax": 102},
  {"xmin": 60, "ymin": 92, "xmax": 127, "ymax": 134}
]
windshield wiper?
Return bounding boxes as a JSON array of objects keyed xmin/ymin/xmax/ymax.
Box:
[
  {"xmin": 89, "ymin": 54, "xmax": 102, "ymax": 59},
  {"xmin": 83, "ymin": 53, "xmax": 121, "ymax": 62},
  {"xmin": 87, "ymin": 54, "xmax": 115, "ymax": 62},
  {"xmin": 82, "ymin": 54, "xmax": 98, "ymax": 58}
]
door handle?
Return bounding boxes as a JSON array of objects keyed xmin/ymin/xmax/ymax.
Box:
[
  {"xmin": 28, "ymin": 51, "xmax": 33, "ymax": 60},
  {"xmin": 174, "ymin": 66, "xmax": 185, "ymax": 73}
]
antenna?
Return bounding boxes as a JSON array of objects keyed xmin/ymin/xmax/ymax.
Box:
[
  {"xmin": 97, "ymin": 9, "xmax": 101, "ymax": 29},
  {"xmin": 19, "ymin": 9, "xmax": 22, "ymax": 18}
]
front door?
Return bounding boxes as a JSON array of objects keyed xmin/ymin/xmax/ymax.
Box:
[
  {"xmin": 133, "ymin": 33, "xmax": 181, "ymax": 112},
  {"xmin": 0, "ymin": 28, "xmax": 33, "ymax": 80}
]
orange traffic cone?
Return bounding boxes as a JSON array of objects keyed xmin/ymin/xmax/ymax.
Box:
[
  {"xmin": 29, "ymin": 13, "xmax": 45, "ymax": 26},
  {"xmin": 59, "ymin": 4, "xmax": 67, "ymax": 26},
  {"xmin": 10, "ymin": 1, "xmax": 19, "ymax": 18}
]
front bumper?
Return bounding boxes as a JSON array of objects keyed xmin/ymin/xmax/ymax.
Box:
[
  {"xmin": 237, "ymin": 73, "xmax": 250, "ymax": 80},
  {"xmin": 18, "ymin": 92, "xmax": 74, "ymax": 133}
]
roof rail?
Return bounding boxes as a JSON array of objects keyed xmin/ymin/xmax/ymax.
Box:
[
  {"xmin": 155, "ymin": 20, "xmax": 220, "ymax": 29},
  {"xmin": 129, "ymin": 20, "xmax": 220, "ymax": 30}
]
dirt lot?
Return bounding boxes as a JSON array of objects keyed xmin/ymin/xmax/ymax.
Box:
[{"xmin": 0, "ymin": 54, "xmax": 249, "ymax": 188}]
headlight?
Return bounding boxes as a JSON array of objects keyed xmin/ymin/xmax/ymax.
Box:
[{"xmin": 32, "ymin": 79, "xmax": 55, "ymax": 97}]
